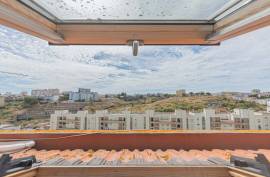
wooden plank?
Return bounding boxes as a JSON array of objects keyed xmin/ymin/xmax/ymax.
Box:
[
  {"xmin": 208, "ymin": 0, "xmax": 270, "ymax": 43},
  {"xmin": 0, "ymin": 0, "xmax": 63, "ymax": 43},
  {"xmin": 214, "ymin": 0, "xmax": 270, "ymax": 30},
  {"xmin": 228, "ymin": 167, "xmax": 266, "ymax": 177},
  {"xmin": 208, "ymin": 8, "xmax": 270, "ymax": 43},
  {"xmin": 57, "ymin": 24, "xmax": 213, "ymax": 32},
  {"xmin": 4, "ymin": 168, "xmax": 38, "ymax": 177},
  {"xmin": 56, "ymin": 24, "xmax": 213, "ymax": 45},
  {"xmin": 37, "ymin": 166, "xmax": 230, "ymax": 177},
  {"xmin": 0, "ymin": 0, "xmax": 55, "ymax": 29}
]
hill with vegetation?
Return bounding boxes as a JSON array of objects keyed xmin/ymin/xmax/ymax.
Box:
[
  {"xmin": 103, "ymin": 95, "xmax": 266, "ymax": 113},
  {"xmin": 0, "ymin": 95, "xmax": 266, "ymax": 126}
]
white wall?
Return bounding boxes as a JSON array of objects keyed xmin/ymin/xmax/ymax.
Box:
[
  {"xmin": 0, "ymin": 96, "xmax": 5, "ymax": 107},
  {"xmin": 50, "ymin": 109, "xmax": 270, "ymax": 130}
]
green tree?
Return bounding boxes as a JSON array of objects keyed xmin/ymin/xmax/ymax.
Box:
[
  {"xmin": 59, "ymin": 94, "xmax": 69, "ymax": 101},
  {"xmin": 23, "ymin": 97, "xmax": 38, "ymax": 108}
]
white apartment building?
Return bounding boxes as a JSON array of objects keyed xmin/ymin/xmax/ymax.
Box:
[
  {"xmin": 31, "ymin": 89, "xmax": 60, "ymax": 97},
  {"xmin": 145, "ymin": 110, "xmax": 188, "ymax": 130},
  {"xmin": 50, "ymin": 110, "xmax": 87, "ymax": 130},
  {"xmin": 69, "ymin": 88, "xmax": 99, "ymax": 102},
  {"xmin": 176, "ymin": 89, "xmax": 186, "ymax": 97},
  {"xmin": 188, "ymin": 112, "xmax": 205, "ymax": 130},
  {"xmin": 50, "ymin": 109, "xmax": 270, "ymax": 131},
  {"xmin": 0, "ymin": 96, "xmax": 5, "ymax": 107},
  {"xmin": 232, "ymin": 109, "xmax": 252, "ymax": 130},
  {"xmin": 187, "ymin": 109, "xmax": 234, "ymax": 130},
  {"xmin": 51, "ymin": 110, "xmax": 188, "ymax": 130},
  {"xmin": 204, "ymin": 108, "xmax": 233, "ymax": 130},
  {"xmin": 31, "ymin": 89, "xmax": 60, "ymax": 102},
  {"xmin": 87, "ymin": 110, "xmax": 131, "ymax": 130}
]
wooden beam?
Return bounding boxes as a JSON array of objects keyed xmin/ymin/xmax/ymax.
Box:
[
  {"xmin": 228, "ymin": 167, "xmax": 265, "ymax": 177},
  {"xmin": 0, "ymin": 0, "xmax": 64, "ymax": 44},
  {"xmin": 37, "ymin": 166, "xmax": 229, "ymax": 177},
  {"xmin": 208, "ymin": 0, "xmax": 270, "ymax": 43},
  {"xmin": 5, "ymin": 168, "xmax": 38, "ymax": 177},
  {"xmin": 5, "ymin": 167, "xmax": 264, "ymax": 177},
  {"xmin": 55, "ymin": 24, "xmax": 214, "ymax": 45}
]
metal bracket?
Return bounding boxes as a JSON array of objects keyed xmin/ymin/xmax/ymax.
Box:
[
  {"xmin": 230, "ymin": 154, "xmax": 270, "ymax": 177},
  {"xmin": 127, "ymin": 40, "xmax": 144, "ymax": 56},
  {"xmin": 0, "ymin": 154, "xmax": 36, "ymax": 177}
]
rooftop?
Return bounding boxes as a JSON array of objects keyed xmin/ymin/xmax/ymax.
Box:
[
  {"xmin": 1, "ymin": 131, "xmax": 270, "ymax": 177},
  {"xmin": 10, "ymin": 148, "xmax": 260, "ymax": 166}
]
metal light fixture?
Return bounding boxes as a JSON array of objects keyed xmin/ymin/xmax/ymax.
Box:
[{"xmin": 127, "ymin": 40, "xmax": 144, "ymax": 56}]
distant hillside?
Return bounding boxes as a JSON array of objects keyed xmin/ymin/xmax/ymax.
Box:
[
  {"xmin": 104, "ymin": 95, "xmax": 266, "ymax": 113},
  {"xmin": 0, "ymin": 95, "xmax": 266, "ymax": 125},
  {"xmin": 0, "ymin": 101, "xmax": 25, "ymax": 124}
]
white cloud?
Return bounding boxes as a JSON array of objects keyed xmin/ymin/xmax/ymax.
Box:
[{"xmin": 0, "ymin": 25, "xmax": 270, "ymax": 94}]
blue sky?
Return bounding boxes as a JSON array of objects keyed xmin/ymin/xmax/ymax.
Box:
[{"xmin": 0, "ymin": 25, "xmax": 270, "ymax": 94}]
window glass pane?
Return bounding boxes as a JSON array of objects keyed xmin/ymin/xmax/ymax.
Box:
[{"xmin": 23, "ymin": 0, "xmax": 235, "ymax": 21}]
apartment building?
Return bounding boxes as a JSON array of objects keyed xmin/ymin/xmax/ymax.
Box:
[
  {"xmin": 145, "ymin": 110, "xmax": 187, "ymax": 130},
  {"xmin": 204, "ymin": 108, "xmax": 233, "ymax": 130},
  {"xmin": 232, "ymin": 109, "xmax": 252, "ymax": 130},
  {"xmin": 50, "ymin": 110, "xmax": 87, "ymax": 130},
  {"xmin": 187, "ymin": 112, "xmax": 205, "ymax": 130},
  {"xmin": 87, "ymin": 110, "xmax": 131, "ymax": 130},
  {"xmin": 50, "ymin": 109, "xmax": 270, "ymax": 130},
  {"xmin": 31, "ymin": 89, "xmax": 60, "ymax": 97},
  {"xmin": 0, "ymin": 96, "xmax": 5, "ymax": 107},
  {"xmin": 31, "ymin": 89, "xmax": 60, "ymax": 102},
  {"xmin": 51, "ymin": 110, "xmax": 187, "ymax": 130},
  {"xmin": 176, "ymin": 89, "xmax": 186, "ymax": 97},
  {"xmin": 69, "ymin": 88, "xmax": 99, "ymax": 102},
  {"xmin": 267, "ymin": 101, "xmax": 270, "ymax": 113}
]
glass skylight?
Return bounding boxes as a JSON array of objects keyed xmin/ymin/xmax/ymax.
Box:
[{"xmin": 20, "ymin": 0, "xmax": 244, "ymax": 22}]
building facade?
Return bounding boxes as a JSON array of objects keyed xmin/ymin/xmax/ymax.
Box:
[
  {"xmin": 50, "ymin": 110, "xmax": 87, "ymax": 130},
  {"xmin": 0, "ymin": 96, "xmax": 5, "ymax": 107},
  {"xmin": 69, "ymin": 88, "xmax": 99, "ymax": 102},
  {"xmin": 50, "ymin": 108, "xmax": 270, "ymax": 130},
  {"xmin": 176, "ymin": 89, "xmax": 186, "ymax": 97},
  {"xmin": 31, "ymin": 89, "xmax": 60, "ymax": 101},
  {"xmin": 31, "ymin": 89, "xmax": 60, "ymax": 97},
  {"xmin": 145, "ymin": 110, "xmax": 187, "ymax": 130},
  {"xmin": 267, "ymin": 101, "xmax": 270, "ymax": 113}
]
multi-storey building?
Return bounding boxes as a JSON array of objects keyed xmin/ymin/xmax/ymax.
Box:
[
  {"xmin": 187, "ymin": 112, "xmax": 205, "ymax": 130},
  {"xmin": 50, "ymin": 109, "xmax": 270, "ymax": 130},
  {"xmin": 50, "ymin": 110, "xmax": 87, "ymax": 130},
  {"xmin": 267, "ymin": 101, "xmax": 270, "ymax": 113},
  {"xmin": 0, "ymin": 96, "xmax": 5, "ymax": 108},
  {"xmin": 145, "ymin": 110, "xmax": 188, "ymax": 130},
  {"xmin": 87, "ymin": 110, "xmax": 131, "ymax": 130},
  {"xmin": 31, "ymin": 89, "xmax": 60, "ymax": 102},
  {"xmin": 69, "ymin": 88, "xmax": 99, "ymax": 102},
  {"xmin": 204, "ymin": 108, "xmax": 233, "ymax": 130},
  {"xmin": 232, "ymin": 109, "xmax": 253, "ymax": 130},
  {"xmin": 31, "ymin": 89, "xmax": 60, "ymax": 97},
  {"xmin": 176, "ymin": 89, "xmax": 186, "ymax": 97}
]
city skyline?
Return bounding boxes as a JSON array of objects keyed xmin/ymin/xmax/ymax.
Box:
[{"xmin": 0, "ymin": 25, "xmax": 270, "ymax": 94}]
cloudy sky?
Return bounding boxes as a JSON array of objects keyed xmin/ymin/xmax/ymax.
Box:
[{"xmin": 0, "ymin": 25, "xmax": 270, "ymax": 94}]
